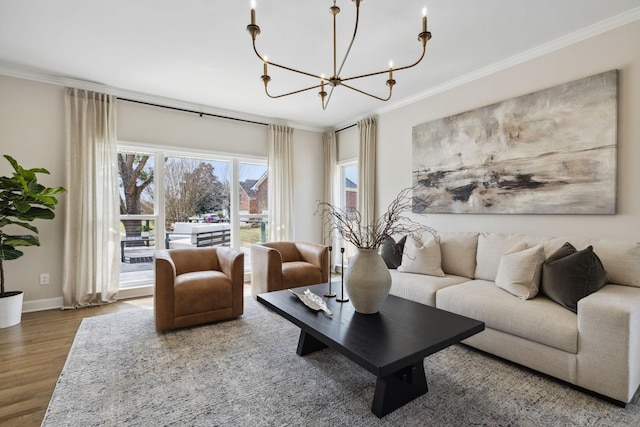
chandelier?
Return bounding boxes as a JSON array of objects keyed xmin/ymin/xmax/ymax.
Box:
[{"xmin": 246, "ymin": 0, "xmax": 432, "ymax": 110}]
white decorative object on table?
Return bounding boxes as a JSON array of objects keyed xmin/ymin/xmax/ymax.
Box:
[{"xmin": 289, "ymin": 289, "xmax": 333, "ymax": 316}]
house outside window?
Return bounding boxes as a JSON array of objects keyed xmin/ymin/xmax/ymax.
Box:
[{"xmin": 339, "ymin": 162, "xmax": 358, "ymax": 266}]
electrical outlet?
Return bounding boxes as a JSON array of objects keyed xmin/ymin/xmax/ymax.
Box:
[{"xmin": 39, "ymin": 273, "xmax": 50, "ymax": 285}]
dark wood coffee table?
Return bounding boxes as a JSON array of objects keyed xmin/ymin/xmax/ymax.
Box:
[{"xmin": 257, "ymin": 283, "xmax": 485, "ymax": 417}]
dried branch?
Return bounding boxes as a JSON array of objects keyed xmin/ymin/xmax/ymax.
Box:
[{"xmin": 315, "ymin": 185, "xmax": 436, "ymax": 250}]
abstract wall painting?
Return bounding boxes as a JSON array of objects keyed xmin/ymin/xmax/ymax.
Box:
[{"xmin": 412, "ymin": 70, "xmax": 618, "ymax": 214}]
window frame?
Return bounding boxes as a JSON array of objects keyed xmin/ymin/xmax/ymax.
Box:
[{"xmin": 118, "ymin": 141, "xmax": 268, "ymax": 289}]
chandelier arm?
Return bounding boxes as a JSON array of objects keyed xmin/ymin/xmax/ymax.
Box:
[
  {"xmin": 341, "ymin": 45, "xmax": 426, "ymax": 83},
  {"xmin": 265, "ymin": 84, "xmax": 323, "ymax": 99},
  {"xmin": 323, "ymin": 86, "xmax": 336, "ymax": 110},
  {"xmin": 341, "ymin": 82, "xmax": 392, "ymax": 102},
  {"xmin": 252, "ymin": 40, "xmax": 322, "ymax": 80}
]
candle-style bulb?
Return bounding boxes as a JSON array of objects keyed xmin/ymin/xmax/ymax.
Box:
[
  {"xmin": 422, "ymin": 6, "xmax": 428, "ymax": 32},
  {"xmin": 251, "ymin": 0, "xmax": 257, "ymax": 25},
  {"xmin": 263, "ymin": 56, "xmax": 268, "ymax": 75}
]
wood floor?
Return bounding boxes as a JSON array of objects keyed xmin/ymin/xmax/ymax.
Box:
[{"xmin": 0, "ymin": 296, "xmax": 154, "ymax": 427}]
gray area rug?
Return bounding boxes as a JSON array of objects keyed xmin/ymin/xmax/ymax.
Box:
[{"xmin": 43, "ymin": 297, "xmax": 640, "ymax": 426}]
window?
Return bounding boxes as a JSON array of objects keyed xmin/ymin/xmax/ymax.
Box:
[
  {"xmin": 339, "ymin": 161, "xmax": 358, "ymax": 267},
  {"xmin": 118, "ymin": 145, "xmax": 268, "ymax": 289},
  {"xmin": 118, "ymin": 150, "xmax": 158, "ymax": 288},
  {"xmin": 342, "ymin": 163, "xmax": 358, "ymax": 218},
  {"xmin": 238, "ymin": 162, "xmax": 269, "ymax": 253}
]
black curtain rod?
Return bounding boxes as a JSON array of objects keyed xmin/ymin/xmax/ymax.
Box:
[
  {"xmin": 120, "ymin": 97, "xmax": 358, "ymax": 133},
  {"xmin": 335, "ymin": 123, "xmax": 356, "ymax": 133},
  {"xmin": 119, "ymin": 98, "xmax": 269, "ymax": 127}
]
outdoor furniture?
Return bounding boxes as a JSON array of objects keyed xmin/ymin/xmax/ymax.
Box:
[
  {"xmin": 120, "ymin": 236, "xmax": 155, "ymax": 262},
  {"xmin": 154, "ymin": 246, "xmax": 244, "ymax": 331},
  {"xmin": 250, "ymin": 241, "xmax": 329, "ymax": 297},
  {"xmin": 166, "ymin": 222, "xmax": 231, "ymax": 249}
]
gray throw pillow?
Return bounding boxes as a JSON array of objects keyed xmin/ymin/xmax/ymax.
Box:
[
  {"xmin": 541, "ymin": 242, "xmax": 607, "ymax": 313},
  {"xmin": 380, "ymin": 235, "xmax": 406, "ymax": 269}
]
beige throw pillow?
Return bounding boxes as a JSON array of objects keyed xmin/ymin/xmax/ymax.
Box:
[
  {"xmin": 495, "ymin": 243, "xmax": 545, "ymax": 300},
  {"xmin": 398, "ymin": 236, "xmax": 445, "ymax": 277}
]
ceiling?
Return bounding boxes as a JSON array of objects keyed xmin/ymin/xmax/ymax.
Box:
[{"xmin": 1, "ymin": 1, "xmax": 639, "ymax": 130}]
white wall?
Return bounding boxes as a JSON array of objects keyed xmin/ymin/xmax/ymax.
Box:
[
  {"xmin": 0, "ymin": 76, "xmax": 66, "ymax": 310},
  {"xmin": 118, "ymin": 101, "xmax": 268, "ymax": 157},
  {"xmin": 374, "ymin": 20, "xmax": 640, "ymax": 242},
  {"xmin": 0, "ymin": 75, "xmax": 324, "ymax": 309}
]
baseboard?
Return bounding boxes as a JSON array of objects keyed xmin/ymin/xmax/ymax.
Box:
[
  {"xmin": 22, "ymin": 297, "xmax": 64, "ymax": 313},
  {"xmin": 118, "ymin": 286, "xmax": 154, "ymax": 300},
  {"xmin": 21, "ymin": 287, "xmax": 154, "ymax": 313}
]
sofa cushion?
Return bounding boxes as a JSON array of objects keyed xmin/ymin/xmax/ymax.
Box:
[
  {"xmin": 439, "ymin": 232, "xmax": 479, "ymax": 278},
  {"xmin": 389, "ymin": 270, "xmax": 468, "ymax": 307},
  {"xmin": 495, "ymin": 243, "xmax": 545, "ymax": 300},
  {"xmin": 545, "ymin": 237, "xmax": 640, "ymax": 288},
  {"xmin": 437, "ymin": 280, "xmax": 578, "ymax": 353},
  {"xmin": 398, "ymin": 236, "xmax": 445, "ymax": 277},
  {"xmin": 380, "ymin": 235, "xmax": 406, "ymax": 269},
  {"xmin": 541, "ymin": 243, "xmax": 607, "ymax": 313},
  {"xmin": 475, "ymin": 233, "xmax": 551, "ymax": 281}
]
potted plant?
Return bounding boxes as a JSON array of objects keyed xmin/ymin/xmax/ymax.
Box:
[
  {"xmin": 0, "ymin": 155, "xmax": 66, "ymax": 328},
  {"xmin": 316, "ymin": 186, "xmax": 436, "ymax": 314},
  {"xmin": 141, "ymin": 224, "xmax": 151, "ymax": 238}
]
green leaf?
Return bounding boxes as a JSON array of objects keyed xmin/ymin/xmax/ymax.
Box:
[
  {"xmin": 0, "ymin": 246, "xmax": 24, "ymax": 261},
  {"xmin": 31, "ymin": 194, "xmax": 59, "ymax": 207},
  {"xmin": 27, "ymin": 167, "xmax": 51, "ymax": 175},
  {"xmin": 14, "ymin": 200, "xmax": 30, "ymax": 213},
  {"xmin": 1, "ymin": 220, "xmax": 38, "ymax": 233},
  {"xmin": 14, "ymin": 206, "xmax": 55, "ymax": 221},
  {"xmin": 3, "ymin": 155, "xmax": 19, "ymax": 171},
  {"xmin": 2, "ymin": 234, "xmax": 40, "ymax": 247},
  {"xmin": 42, "ymin": 186, "xmax": 67, "ymax": 196}
]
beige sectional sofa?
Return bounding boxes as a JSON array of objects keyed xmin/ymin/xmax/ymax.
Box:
[{"xmin": 388, "ymin": 231, "xmax": 640, "ymax": 405}]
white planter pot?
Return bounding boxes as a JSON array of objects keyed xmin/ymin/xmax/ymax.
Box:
[
  {"xmin": 0, "ymin": 291, "xmax": 24, "ymax": 328},
  {"xmin": 345, "ymin": 248, "xmax": 392, "ymax": 314}
]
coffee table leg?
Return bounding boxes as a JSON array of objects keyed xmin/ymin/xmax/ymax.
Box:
[
  {"xmin": 371, "ymin": 361, "xmax": 428, "ymax": 418},
  {"xmin": 296, "ymin": 330, "xmax": 328, "ymax": 356}
]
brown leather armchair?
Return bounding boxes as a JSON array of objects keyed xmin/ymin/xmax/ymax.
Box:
[
  {"xmin": 154, "ymin": 246, "xmax": 244, "ymax": 332},
  {"xmin": 251, "ymin": 242, "xmax": 329, "ymax": 297}
]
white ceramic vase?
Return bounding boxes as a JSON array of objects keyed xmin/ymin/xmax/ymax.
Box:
[{"xmin": 345, "ymin": 248, "xmax": 392, "ymax": 314}]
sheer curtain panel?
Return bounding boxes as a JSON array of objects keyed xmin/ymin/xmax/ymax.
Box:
[
  {"xmin": 358, "ymin": 117, "xmax": 376, "ymax": 228},
  {"xmin": 63, "ymin": 88, "xmax": 120, "ymax": 307},
  {"xmin": 268, "ymin": 124, "xmax": 294, "ymax": 242},
  {"xmin": 323, "ymin": 131, "xmax": 338, "ymax": 268}
]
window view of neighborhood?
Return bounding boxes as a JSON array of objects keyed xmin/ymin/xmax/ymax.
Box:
[{"xmin": 118, "ymin": 150, "xmax": 268, "ymax": 287}]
